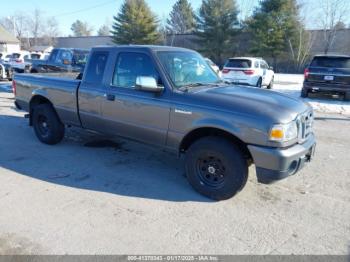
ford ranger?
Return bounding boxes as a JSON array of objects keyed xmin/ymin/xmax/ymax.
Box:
[{"xmin": 13, "ymin": 46, "xmax": 316, "ymax": 200}]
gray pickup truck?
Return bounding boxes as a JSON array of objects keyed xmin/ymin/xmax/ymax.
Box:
[{"xmin": 14, "ymin": 45, "xmax": 316, "ymax": 200}]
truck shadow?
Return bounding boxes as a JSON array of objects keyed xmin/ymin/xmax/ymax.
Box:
[{"xmin": 0, "ymin": 115, "xmax": 212, "ymax": 203}]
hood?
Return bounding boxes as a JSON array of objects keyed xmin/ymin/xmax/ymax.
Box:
[{"xmin": 187, "ymin": 85, "xmax": 310, "ymax": 124}]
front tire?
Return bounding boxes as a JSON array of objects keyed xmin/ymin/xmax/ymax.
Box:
[
  {"xmin": 185, "ymin": 137, "xmax": 248, "ymax": 200},
  {"xmin": 32, "ymin": 104, "xmax": 65, "ymax": 145}
]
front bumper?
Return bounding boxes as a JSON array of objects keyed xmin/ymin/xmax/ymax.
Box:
[{"xmin": 248, "ymin": 134, "xmax": 316, "ymax": 184}]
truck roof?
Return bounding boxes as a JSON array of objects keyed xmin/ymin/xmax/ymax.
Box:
[{"xmin": 91, "ymin": 45, "xmax": 194, "ymax": 52}]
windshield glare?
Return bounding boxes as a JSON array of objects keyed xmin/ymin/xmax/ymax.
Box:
[{"xmin": 157, "ymin": 51, "xmax": 220, "ymax": 88}]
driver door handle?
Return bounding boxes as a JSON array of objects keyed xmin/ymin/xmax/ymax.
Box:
[{"xmin": 106, "ymin": 94, "xmax": 115, "ymax": 101}]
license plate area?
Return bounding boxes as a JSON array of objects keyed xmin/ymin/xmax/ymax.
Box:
[{"xmin": 324, "ymin": 75, "xmax": 334, "ymax": 81}]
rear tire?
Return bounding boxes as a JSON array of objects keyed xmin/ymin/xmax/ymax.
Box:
[
  {"xmin": 301, "ymin": 88, "xmax": 308, "ymax": 98},
  {"xmin": 267, "ymin": 77, "xmax": 274, "ymax": 89},
  {"xmin": 345, "ymin": 92, "xmax": 350, "ymax": 101},
  {"xmin": 256, "ymin": 78, "xmax": 262, "ymax": 88},
  {"xmin": 185, "ymin": 137, "xmax": 248, "ymax": 200},
  {"xmin": 32, "ymin": 104, "xmax": 65, "ymax": 145}
]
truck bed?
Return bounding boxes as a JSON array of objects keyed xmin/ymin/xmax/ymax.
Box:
[{"xmin": 14, "ymin": 73, "xmax": 82, "ymax": 126}]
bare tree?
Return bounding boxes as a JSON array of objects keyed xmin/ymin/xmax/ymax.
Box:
[
  {"xmin": 30, "ymin": 9, "xmax": 43, "ymax": 46},
  {"xmin": 288, "ymin": 1, "xmax": 316, "ymax": 71},
  {"xmin": 318, "ymin": 0, "xmax": 350, "ymax": 54},
  {"xmin": 0, "ymin": 14, "xmax": 29, "ymax": 39},
  {"xmin": 43, "ymin": 17, "xmax": 60, "ymax": 45}
]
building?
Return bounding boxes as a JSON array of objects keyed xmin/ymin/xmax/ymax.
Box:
[{"xmin": 0, "ymin": 25, "xmax": 20, "ymax": 53}]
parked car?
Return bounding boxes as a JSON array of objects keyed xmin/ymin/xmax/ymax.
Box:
[
  {"xmin": 222, "ymin": 57, "xmax": 274, "ymax": 88},
  {"xmin": 14, "ymin": 45, "xmax": 315, "ymax": 200},
  {"xmin": 8, "ymin": 51, "xmax": 31, "ymax": 72},
  {"xmin": 0, "ymin": 62, "xmax": 14, "ymax": 80},
  {"xmin": 302, "ymin": 55, "xmax": 350, "ymax": 101},
  {"xmin": 29, "ymin": 48, "xmax": 89, "ymax": 74},
  {"xmin": 0, "ymin": 53, "xmax": 13, "ymax": 63},
  {"xmin": 205, "ymin": 58, "xmax": 221, "ymax": 76},
  {"xmin": 0, "ymin": 52, "xmax": 8, "ymax": 62}
]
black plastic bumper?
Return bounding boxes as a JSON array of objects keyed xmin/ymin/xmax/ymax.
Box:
[{"xmin": 248, "ymin": 134, "xmax": 316, "ymax": 184}]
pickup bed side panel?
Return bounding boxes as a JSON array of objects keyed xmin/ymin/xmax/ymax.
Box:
[{"xmin": 15, "ymin": 74, "xmax": 81, "ymax": 126}]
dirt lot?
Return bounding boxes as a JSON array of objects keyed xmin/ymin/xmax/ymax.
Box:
[{"xmin": 0, "ymin": 81, "xmax": 349, "ymax": 255}]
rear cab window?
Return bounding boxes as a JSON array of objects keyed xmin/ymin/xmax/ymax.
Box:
[
  {"xmin": 225, "ymin": 59, "xmax": 252, "ymax": 68},
  {"xmin": 310, "ymin": 57, "xmax": 350, "ymax": 68},
  {"xmin": 84, "ymin": 51, "xmax": 109, "ymax": 84}
]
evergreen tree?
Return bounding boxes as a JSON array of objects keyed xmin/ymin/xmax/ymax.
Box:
[
  {"xmin": 98, "ymin": 25, "xmax": 111, "ymax": 36},
  {"xmin": 195, "ymin": 0, "xmax": 239, "ymax": 65},
  {"xmin": 167, "ymin": 0, "xmax": 196, "ymax": 34},
  {"xmin": 111, "ymin": 0, "xmax": 160, "ymax": 44},
  {"xmin": 71, "ymin": 20, "xmax": 93, "ymax": 36},
  {"xmin": 246, "ymin": 0, "xmax": 300, "ymax": 68}
]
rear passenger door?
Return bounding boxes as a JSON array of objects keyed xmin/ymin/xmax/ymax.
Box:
[
  {"xmin": 100, "ymin": 51, "xmax": 171, "ymax": 147},
  {"xmin": 78, "ymin": 51, "xmax": 109, "ymax": 131}
]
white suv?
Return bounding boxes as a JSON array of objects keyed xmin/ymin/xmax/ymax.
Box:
[{"xmin": 221, "ymin": 57, "xmax": 274, "ymax": 89}]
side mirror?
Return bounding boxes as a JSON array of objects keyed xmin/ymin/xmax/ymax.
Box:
[
  {"xmin": 135, "ymin": 76, "xmax": 164, "ymax": 93},
  {"xmin": 63, "ymin": 59, "xmax": 71, "ymax": 65},
  {"xmin": 269, "ymin": 66, "xmax": 274, "ymax": 70}
]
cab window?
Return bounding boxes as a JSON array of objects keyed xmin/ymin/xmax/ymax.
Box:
[
  {"xmin": 84, "ymin": 52, "xmax": 108, "ymax": 84},
  {"xmin": 112, "ymin": 52, "xmax": 159, "ymax": 89}
]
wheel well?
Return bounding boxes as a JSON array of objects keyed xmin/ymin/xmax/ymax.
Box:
[
  {"xmin": 29, "ymin": 95, "xmax": 54, "ymax": 125},
  {"xmin": 180, "ymin": 127, "xmax": 252, "ymax": 161}
]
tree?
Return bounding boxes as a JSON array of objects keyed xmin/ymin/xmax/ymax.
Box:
[
  {"xmin": 111, "ymin": 0, "xmax": 160, "ymax": 44},
  {"xmin": 43, "ymin": 17, "xmax": 60, "ymax": 45},
  {"xmin": 30, "ymin": 9, "xmax": 43, "ymax": 46},
  {"xmin": 167, "ymin": 0, "xmax": 196, "ymax": 34},
  {"xmin": 98, "ymin": 24, "xmax": 111, "ymax": 36},
  {"xmin": 247, "ymin": 0, "xmax": 300, "ymax": 69},
  {"xmin": 318, "ymin": 0, "xmax": 350, "ymax": 54},
  {"xmin": 0, "ymin": 14, "xmax": 29, "ymax": 39},
  {"xmin": 195, "ymin": 0, "xmax": 239, "ymax": 65},
  {"xmin": 71, "ymin": 20, "xmax": 93, "ymax": 36}
]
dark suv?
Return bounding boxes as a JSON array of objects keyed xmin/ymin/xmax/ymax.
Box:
[{"xmin": 301, "ymin": 55, "xmax": 350, "ymax": 101}]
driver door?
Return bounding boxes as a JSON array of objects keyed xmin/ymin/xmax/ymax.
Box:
[{"xmin": 100, "ymin": 51, "xmax": 171, "ymax": 146}]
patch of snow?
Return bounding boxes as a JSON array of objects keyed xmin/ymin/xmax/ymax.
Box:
[{"xmin": 273, "ymin": 74, "xmax": 350, "ymax": 116}]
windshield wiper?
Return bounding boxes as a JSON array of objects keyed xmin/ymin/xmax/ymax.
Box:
[{"xmin": 179, "ymin": 82, "xmax": 207, "ymax": 92}]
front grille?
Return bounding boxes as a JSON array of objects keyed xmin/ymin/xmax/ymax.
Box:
[{"xmin": 297, "ymin": 110, "xmax": 314, "ymax": 143}]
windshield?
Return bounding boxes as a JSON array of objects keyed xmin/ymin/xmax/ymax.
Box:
[{"xmin": 157, "ymin": 51, "xmax": 220, "ymax": 89}]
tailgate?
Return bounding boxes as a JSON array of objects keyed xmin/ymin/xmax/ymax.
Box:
[{"xmin": 307, "ymin": 56, "xmax": 350, "ymax": 86}]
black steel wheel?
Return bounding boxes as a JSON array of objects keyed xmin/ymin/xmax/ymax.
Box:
[
  {"xmin": 32, "ymin": 104, "xmax": 65, "ymax": 145},
  {"xmin": 185, "ymin": 137, "xmax": 248, "ymax": 200}
]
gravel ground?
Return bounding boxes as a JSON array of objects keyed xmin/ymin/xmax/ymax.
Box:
[{"xmin": 0, "ymin": 80, "xmax": 349, "ymax": 255}]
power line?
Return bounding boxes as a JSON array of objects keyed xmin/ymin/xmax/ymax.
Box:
[{"xmin": 54, "ymin": 0, "xmax": 116, "ymax": 17}]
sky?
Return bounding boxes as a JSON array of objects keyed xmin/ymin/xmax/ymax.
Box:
[
  {"xmin": 0, "ymin": 0, "xmax": 260, "ymax": 36},
  {"xmin": 0, "ymin": 0, "xmax": 348, "ymax": 36}
]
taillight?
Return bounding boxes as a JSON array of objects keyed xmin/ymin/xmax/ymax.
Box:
[
  {"xmin": 243, "ymin": 70, "xmax": 255, "ymax": 75},
  {"xmin": 222, "ymin": 69, "xmax": 230, "ymax": 74},
  {"xmin": 12, "ymin": 80, "xmax": 16, "ymax": 96},
  {"xmin": 304, "ymin": 68, "xmax": 309, "ymax": 80},
  {"xmin": 15, "ymin": 59, "xmax": 23, "ymax": 63}
]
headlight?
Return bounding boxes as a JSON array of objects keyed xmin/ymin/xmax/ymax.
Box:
[{"xmin": 269, "ymin": 121, "xmax": 298, "ymax": 142}]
